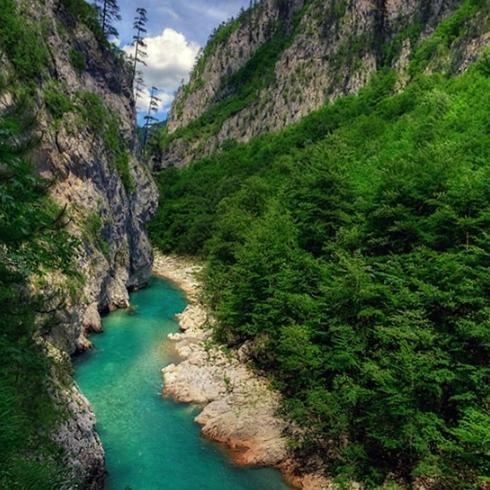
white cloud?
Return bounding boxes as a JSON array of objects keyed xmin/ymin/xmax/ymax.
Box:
[
  {"xmin": 123, "ymin": 28, "xmax": 200, "ymax": 96},
  {"xmin": 135, "ymin": 88, "xmax": 174, "ymax": 114}
]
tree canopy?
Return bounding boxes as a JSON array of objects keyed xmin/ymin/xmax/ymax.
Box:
[{"xmin": 150, "ymin": 55, "xmax": 490, "ymax": 487}]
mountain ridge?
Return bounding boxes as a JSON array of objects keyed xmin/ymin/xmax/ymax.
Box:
[{"xmin": 154, "ymin": 0, "xmax": 488, "ymax": 169}]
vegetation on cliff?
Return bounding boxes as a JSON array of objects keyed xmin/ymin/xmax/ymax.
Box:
[
  {"xmin": 150, "ymin": 17, "xmax": 490, "ymax": 486},
  {"xmin": 0, "ymin": 0, "xmax": 139, "ymax": 486},
  {"xmin": 0, "ymin": 88, "xmax": 79, "ymax": 487},
  {"xmin": 158, "ymin": 0, "xmax": 489, "ymax": 170},
  {"xmin": 157, "ymin": 1, "xmax": 308, "ymax": 153},
  {"xmin": 0, "ymin": 3, "xmax": 75, "ymax": 486}
]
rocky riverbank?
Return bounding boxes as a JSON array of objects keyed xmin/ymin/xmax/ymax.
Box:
[{"xmin": 153, "ymin": 253, "xmax": 333, "ymax": 490}]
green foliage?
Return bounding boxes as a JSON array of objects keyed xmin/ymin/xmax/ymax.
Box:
[
  {"xmin": 151, "ymin": 70, "xmax": 398, "ymax": 255},
  {"xmin": 76, "ymin": 91, "xmax": 107, "ymax": 133},
  {"xmin": 151, "ymin": 57, "xmax": 490, "ymax": 486},
  {"xmin": 61, "ymin": 0, "xmax": 98, "ymax": 23},
  {"xmin": 0, "ymin": 0, "xmax": 120, "ymax": 84},
  {"xmin": 69, "ymin": 48, "xmax": 87, "ymax": 72},
  {"xmin": 409, "ymin": 0, "xmax": 483, "ymax": 76},
  {"xmin": 44, "ymin": 88, "xmax": 133, "ymax": 197},
  {"xmin": 83, "ymin": 212, "xmax": 110, "ymax": 258},
  {"xmin": 333, "ymin": 0, "xmax": 348, "ymax": 19},
  {"xmin": 383, "ymin": 22, "xmax": 422, "ymax": 67},
  {"xmin": 0, "ymin": 94, "xmax": 78, "ymax": 488},
  {"xmin": 176, "ymin": 13, "xmax": 247, "ymax": 113},
  {"xmin": 105, "ymin": 118, "xmax": 135, "ymax": 194},
  {"xmin": 59, "ymin": 0, "xmax": 105, "ymax": 43},
  {"xmin": 478, "ymin": 48, "xmax": 490, "ymax": 76},
  {"xmin": 195, "ymin": 18, "xmax": 241, "ymax": 78},
  {"xmin": 44, "ymin": 82, "xmax": 73, "ymax": 121},
  {"xmin": 0, "ymin": 0, "xmax": 49, "ymax": 80},
  {"xmin": 42, "ymin": 87, "xmax": 135, "ymax": 193},
  {"xmin": 76, "ymin": 91, "xmax": 135, "ymax": 192}
]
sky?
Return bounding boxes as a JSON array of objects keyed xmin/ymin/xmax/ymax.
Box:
[{"xmin": 113, "ymin": 0, "xmax": 250, "ymax": 122}]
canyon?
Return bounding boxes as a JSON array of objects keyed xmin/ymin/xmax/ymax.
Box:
[{"xmin": 1, "ymin": 0, "xmax": 488, "ymax": 488}]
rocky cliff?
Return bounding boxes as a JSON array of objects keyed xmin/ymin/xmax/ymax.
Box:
[
  {"xmin": 1, "ymin": 0, "xmax": 157, "ymax": 487},
  {"xmin": 157, "ymin": 0, "xmax": 489, "ymax": 168}
]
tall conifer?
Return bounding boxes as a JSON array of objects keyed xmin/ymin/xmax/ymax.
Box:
[
  {"xmin": 96, "ymin": 0, "xmax": 121, "ymax": 38},
  {"xmin": 142, "ymin": 86, "xmax": 161, "ymax": 151},
  {"xmin": 131, "ymin": 7, "xmax": 148, "ymax": 86}
]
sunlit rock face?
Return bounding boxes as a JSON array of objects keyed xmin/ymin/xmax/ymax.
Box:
[
  {"xmin": 34, "ymin": 0, "xmax": 158, "ymax": 355},
  {"xmin": 0, "ymin": 0, "xmax": 158, "ymax": 487},
  {"xmin": 158, "ymin": 0, "xmax": 487, "ymax": 168}
]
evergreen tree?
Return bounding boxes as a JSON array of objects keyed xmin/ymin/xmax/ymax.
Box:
[
  {"xmin": 131, "ymin": 7, "xmax": 148, "ymax": 87},
  {"xmin": 149, "ymin": 56, "xmax": 490, "ymax": 486},
  {"xmin": 134, "ymin": 71, "xmax": 145, "ymax": 102},
  {"xmin": 96, "ymin": 0, "xmax": 121, "ymax": 38},
  {"xmin": 142, "ymin": 86, "xmax": 161, "ymax": 151}
]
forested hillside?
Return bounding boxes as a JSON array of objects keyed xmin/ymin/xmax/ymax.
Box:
[
  {"xmin": 150, "ymin": 1, "xmax": 490, "ymax": 487},
  {"xmin": 153, "ymin": 0, "xmax": 489, "ymax": 168}
]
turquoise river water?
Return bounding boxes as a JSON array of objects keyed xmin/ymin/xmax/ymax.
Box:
[{"xmin": 74, "ymin": 276, "xmax": 289, "ymax": 490}]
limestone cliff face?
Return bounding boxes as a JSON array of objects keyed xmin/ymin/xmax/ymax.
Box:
[
  {"xmin": 1, "ymin": 1, "xmax": 158, "ymax": 487},
  {"xmin": 158, "ymin": 0, "xmax": 489, "ymax": 168},
  {"xmin": 166, "ymin": 0, "xmax": 306, "ymax": 134},
  {"xmin": 34, "ymin": 0, "xmax": 158, "ymax": 355}
]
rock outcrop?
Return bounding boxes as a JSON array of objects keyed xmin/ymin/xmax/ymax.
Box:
[
  {"xmin": 1, "ymin": 1, "xmax": 157, "ymax": 487},
  {"xmin": 35, "ymin": 0, "xmax": 158, "ymax": 354},
  {"xmin": 53, "ymin": 385, "xmax": 105, "ymax": 489},
  {"xmin": 157, "ymin": 0, "xmax": 489, "ymax": 168},
  {"xmin": 163, "ymin": 319, "xmax": 291, "ymax": 467}
]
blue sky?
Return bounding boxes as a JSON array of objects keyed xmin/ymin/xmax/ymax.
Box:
[
  {"xmin": 117, "ymin": 0, "xmax": 249, "ymax": 46},
  {"xmin": 113, "ymin": 0, "xmax": 249, "ymax": 122}
]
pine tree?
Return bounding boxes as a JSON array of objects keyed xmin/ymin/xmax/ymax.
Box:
[
  {"xmin": 96, "ymin": 0, "xmax": 121, "ymax": 38},
  {"xmin": 142, "ymin": 86, "xmax": 161, "ymax": 151},
  {"xmin": 131, "ymin": 7, "xmax": 148, "ymax": 87},
  {"xmin": 134, "ymin": 71, "xmax": 145, "ymax": 102}
]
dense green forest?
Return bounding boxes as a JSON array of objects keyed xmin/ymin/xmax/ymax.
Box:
[{"xmin": 150, "ymin": 43, "xmax": 490, "ymax": 488}]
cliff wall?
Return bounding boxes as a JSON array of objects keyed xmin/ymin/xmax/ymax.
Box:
[
  {"xmin": 157, "ymin": 0, "xmax": 488, "ymax": 168},
  {"xmin": 1, "ymin": 0, "xmax": 158, "ymax": 486}
]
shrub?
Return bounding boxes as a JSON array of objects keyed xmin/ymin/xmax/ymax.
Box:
[
  {"xmin": 0, "ymin": 0, "xmax": 48, "ymax": 80},
  {"xmin": 0, "ymin": 91, "xmax": 78, "ymax": 489},
  {"xmin": 59, "ymin": 0, "xmax": 104, "ymax": 42},
  {"xmin": 83, "ymin": 212, "xmax": 110, "ymax": 258},
  {"xmin": 44, "ymin": 82, "xmax": 73, "ymax": 121},
  {"xmin": 69, "ymin": 48, "xmax": 86, "ymax": 72},
  {"xmin": 76, "ymin": 91, "xmax": 135, "ymax": 193},
  {"xmin": 409, "ymin": 0, "xmax": 482, "ymax": 76},
  {"xmin": 161, "ymin": 13, "xmax": 304, "ymax": 151}
]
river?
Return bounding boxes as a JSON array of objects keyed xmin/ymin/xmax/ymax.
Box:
[{"xmin": 74, "ymin": 276, "xmax": 289, "ymax": 490}]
